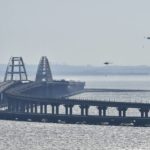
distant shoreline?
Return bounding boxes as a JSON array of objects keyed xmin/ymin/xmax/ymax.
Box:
[{"xmin": 1, "ymin": 64, "xmax": 150, "ymax": 76}]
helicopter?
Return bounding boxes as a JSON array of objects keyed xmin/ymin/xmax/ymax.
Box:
[
  {"xmin": 104, "ymin": 62, "xmax": 112, "ymax": 65},
  {"xmin": 144, "ymin": 36, "xmax": 150, "ymax": 39}
]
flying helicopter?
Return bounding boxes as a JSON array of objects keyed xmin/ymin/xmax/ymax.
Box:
[
  {"xmin": 104, "ymin": 62, "xmax": 112, "ymax": 65},
  {"xmin": 144, "ymin": 36, "xmax": 150, "ymax": 39}
]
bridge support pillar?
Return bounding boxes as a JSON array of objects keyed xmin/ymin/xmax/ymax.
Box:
[
  {"xmin": 103, "ymin": 108, "xmax": 106, "ymax": 116},
  {"xmin": 85, "ymin": 106, "xmax": 89, "ymax": 116},
  {"xmin": 123, "ymin": 110, "xmax": 126, "ymax": 117},
  {"xmin": 14, "ymin": 102, "xmax": 19, "ymax": 112},
  {"xmin": 117, "ymin": 107, "xmax": 127, "ymax": 117},
  {"xmin": 118, "ymin": 110, "xmax": 122, "ymax": 117},
  {"xmin": 8, "ymin": 102, "xmax": 12, "ymax": 112},
  {"xmin": 40, "ymin": 104, "xmax": 43, "ymax": 114},
  {"xmin": 26, "ymin": 103, "xmax": 29, "ymax": 113},
  {"xmin": 35, "ymin": 104, "xmax": 37, "ymax": 113},
  {"xmin": 80, "ymin": 106, "xmax": 84, "ymax": 116},
  {"xmin": 12, "ymin": 103, "xmax": 16, "ymax": 112},
  {"xmin": 69, "ymin": 105, "xmax": 73, "ymax": 115},
  {"xmin": 31, "ymin": 103, "xmax": 33, "ymax": 113},
  {"xmin": 140, "ymin": 110, "xmax": 144, "ymax": 118},
  {"xmin": 139, "ymin": 108, "xmax": 149, "ymax": 118},
  {"xmin": 145, "ymin": 110, "xmax": 149, "ymax": 118},
  {"xmin": 97, "ymin": 107, "xmax": 102, "ymax": 116},
  {"xmin": 65, "ymin": 105, "xmax": 69, "ymax": 115},
  {"xmin": 51, "ymin": 104, "xmax": 59, "ymax": 115},
  {"xmin": 0, "ymin": 93, "xmax": 3, "ymax": 103},
  {"xmin": 97, "ymin": 106, "xmax": 107, "ymax": 117},
  {"xmin": 8, "ymin": 103, "xmax": 11, "ymax": 112},
  {"xmin": 64, "ymin": 105, "xmax": 73, "ymax": 115},
  {"xmin": 56, "ymin": 105, "xmax": 59, "ymax": 115},
  {"xmin": 80, "ymin": 105, "xmax": 89, "ymax": 116},
  {"xmin": 44, "ymin": 104, "xmax": 47, "ymax": 114},
  {"xmin": 52, "ymin": 105, "xmax": 55, "ymax": 115},
  {"xmin": 20, "ymin": 103, "xmax": 25, "ymax": 113}
]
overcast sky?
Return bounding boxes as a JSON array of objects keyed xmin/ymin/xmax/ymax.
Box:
[{"xmin": 0, "ymin": 0, "xmax": 150, "ymax": 66}]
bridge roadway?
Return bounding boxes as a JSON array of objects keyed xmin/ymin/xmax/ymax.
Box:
[
  {"xmin": 64, "ymin": 88, "xmax": 150, "ymax": 98},
  {"xmin": 6, "ymin": 81, "xmax": 43, "ymax": 94},
  {"xmin": 0, "ymin": 81, "xmax": 20, "ymax": 93},
  {"xmin": 5, "ymin": 92, "xmax": 150, "ymax": 109},
  {"xmin": 0, "ymin": 81, "xmax": 22, "ymax": 107}
]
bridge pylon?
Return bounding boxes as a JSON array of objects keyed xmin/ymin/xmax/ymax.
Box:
[
  {"xmin": 35, "ymin": 56, "xmax": 53, "ymax": 82},
  {"xmin": 4, "ymin": 57, "xmax": 28, "ymax": 81}
]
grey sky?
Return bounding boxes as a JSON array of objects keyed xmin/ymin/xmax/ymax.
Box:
[{"xmin": 0, "ymin": 0, "xmax": 150, "ymax": 66}]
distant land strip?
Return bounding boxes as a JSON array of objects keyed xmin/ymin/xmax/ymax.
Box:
[
  {"xmin": 84, "ymin": 88, "xmax": 150, "ymax": 92},
  {"xmin": 1, "ymin": 64, "xmax": 150, "ymax": 75}
]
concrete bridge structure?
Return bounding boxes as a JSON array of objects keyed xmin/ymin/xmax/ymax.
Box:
[
  {"xmin": 1, "ymin": 92, "xmax": 150, "ymax": 126},
  {"xmin": 5, "ymin": 92, "xmax": 150, "ymax": 118}
]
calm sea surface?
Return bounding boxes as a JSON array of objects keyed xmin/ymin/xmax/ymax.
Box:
[{"xmin": 1, "ymin": 75, "xmax": 150, "ymax": 150}]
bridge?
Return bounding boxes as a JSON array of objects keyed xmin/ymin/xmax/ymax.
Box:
[
  {"xmin": 5, "ymin": 91, "xmax": 150, "ymax": 113},
  {"xmin": 0, "ymin": 56, "xmax": 150, "ymax": 126},
  {"xmin": 1, "ymin": 91, "xmax": 150, "ymax": 126}
]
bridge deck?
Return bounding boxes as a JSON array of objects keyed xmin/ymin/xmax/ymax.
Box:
[
  {"xmin": 6, "ymin": 93, "xmax": 150, "ymax": 109},
  {"xmin": 0, "ymin": 81, "xmax": 15, "ymax": 93}
]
